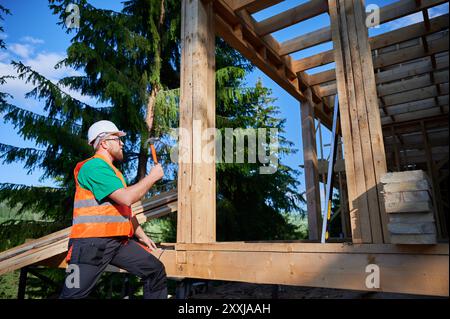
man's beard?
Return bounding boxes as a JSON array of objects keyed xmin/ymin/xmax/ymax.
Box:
[{"xmin": 112, "ymin": 148, "xmax": 124, "ymax": 162}]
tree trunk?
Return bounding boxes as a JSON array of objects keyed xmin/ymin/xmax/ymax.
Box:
[{"xmin": 135, "ymin": 0, "xmax": 165, "ymax": 182}]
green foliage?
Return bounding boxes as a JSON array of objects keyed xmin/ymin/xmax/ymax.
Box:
[
  {"xmin": 214, "ymin": 70, "xmax": 304, "ymax": 241},
  {"xmin": 0, "ymin": 5, "xmax": 11, "ymax": 50},
  {"xmin": 0, "ymin": 270, "xmax": 19, "ymax": 299}
]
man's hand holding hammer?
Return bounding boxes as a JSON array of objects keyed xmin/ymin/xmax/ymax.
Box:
[{"xmin": 109, "ymin": 163, "xmax": 164, "ymax": 207}]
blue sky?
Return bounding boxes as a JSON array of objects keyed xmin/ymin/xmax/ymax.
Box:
[{"xmin": 0, "ymin": 0, "xmax": 448, "ymax": 210}]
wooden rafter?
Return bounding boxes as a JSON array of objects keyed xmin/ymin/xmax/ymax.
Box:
[
  {"xmin": 227, "ymin": 0, "xmax": 283, "ymax": 13},
  {"xmin": 255, "ymin": 0, "xmax": 329, "ymax": 36}
]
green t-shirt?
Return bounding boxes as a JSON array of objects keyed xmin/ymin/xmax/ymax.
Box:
[{"xmin": 77, "ymin": 158, "xmax": 127, "ymax": 202}]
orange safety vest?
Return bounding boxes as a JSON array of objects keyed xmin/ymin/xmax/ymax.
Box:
[{"xmin": 69, "ymin": 154, "xmax": 134, "ymax": 239}]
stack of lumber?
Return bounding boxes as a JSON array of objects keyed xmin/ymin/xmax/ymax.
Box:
[
  {"xmin": 0, "ymin": 190, "xmax": 178, "ymax": 275},
  {"xmin": 381, "ymin": 171, "xmax": 437, "ymax": 244}
]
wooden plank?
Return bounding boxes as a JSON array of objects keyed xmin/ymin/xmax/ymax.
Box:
[
  {"xmin": 384, "ymin": 190, "xmax": 431, "ymax": 203},
  {"xmin": 228, "ymin": 0, "xmax": 283, "ymax": 13},
  {"xmin": 294, "ymin": 49, "xmax": 334, "ymax": 73},
  {"xmin": 328, "ymin": 0, "xmax": 370, "ymax": 243},
  {"xmin": 382, "ymin": 84, "xmax": 448, "ymax": 107},
  {"xmin": 177, "ymin": 0, "xmax": 193, "ymax": 243},
  {"xmin": 256, "ymin": 0, "xmax": 329, "ymax": 36},
  {"xmin": 354, "ymin": 0, "xmax": 391, "ymax": 243},
  {"xmin": 375, "ymin": 56, "xmax": 449, "ymax": 85},
  {"xmin": 387, "ymin": 105, "xmax": 449, "ymax": 124},
  {"xmin": 373, "ymin": 36, "xmax": 449, "ymax": 70},
  {"xmin": 300, "ymin": 89, "xmax": 322, "ymax": 241},
  {"xmin": 390, "ymin": 234, "xmax": 437, "ymax": 244},
  {"xmin": 385, "ymin": 200, "xmax": 433, "ymax": 213},
  {"xmin": 378, "ymin": 71, "xmax": 448, "ymax": 97},
  {"xmin": 280, "ymin": 26, "xmax": 332, "ymax": 56},
  {"xmin": 171, "ymin": 245, "xmax": 448, "ymax": 296},
  {"xmin": 421, "ymin": 121, "xmax": 447, "ymax": 239},
  {"xmin": 175, "ymin": 242, "xmax": 449, "ymax": 255},
  {"xmin": 33, "ymin": 243, "xmax": 450, "ymax": 296},
  {"xmin": 383, "ymin": 180, "xmax": 431, "ymax": 192},
  {"xmin": 388, "ymin": 222, "xmax": 436, "ymax": 234},
  {"xmin": 352, "ymin": 0, "xmax": 388, "ymax": 243},
  {"xmin": 389, "ymin": 212, "xmax": 435, "ymax": 223},
  {"xmin": 381, "ymin": 170, "xmax": 431, "ymax": 183},
  {"xmin": 178, "ymin": 0, "xmax": 216, "ymax": 243}
]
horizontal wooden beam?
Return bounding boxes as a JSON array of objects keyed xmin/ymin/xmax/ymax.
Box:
[
  {"xmin": 382, "ymin": 113, "xmax": 448, "ymax": 132},
  {"xmin": 226, "ymin": 0, "xmax": 283, "ymax": 13},
  {"xmin": 280, "ymin": 26, "xmax": 332, "ymax": 56},
  {"xmin": 34, "ymin": 242, "xmax": 450, "ymax": 297},
  {"xmin": 293, "ymin": 15, "xmax": 449, "ymax": 73},
  {"xmin": 383, "ymin": 95, "xmax": 449, "ymax": 116},
  {"xmin": 256, "ymin": 0, "xmax": 329, "ymax": 36},
  {"xmin": 382, "ymin": 83, "xmax": 448, "ymax": 107},
  {"xmin": 170, "ymin": 242, "xmax": 449, "ymax": 296},
  {"xmin": 379, "ymin": 70, "xmax": 448, "ymax": 97},
  {"xmin": 382, "ymin": 106, "xmax": 449, "ymax": 125}
]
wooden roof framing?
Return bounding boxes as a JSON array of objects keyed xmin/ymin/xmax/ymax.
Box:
[{"xmin": 216, "ymin": 0, "xmax": 448, "ymax": 135}]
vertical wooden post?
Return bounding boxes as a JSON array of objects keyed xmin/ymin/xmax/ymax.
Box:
[
  {"xmin": 300, "ymin": 88, "xmax": 322, "ymax": 241},
  {"xmin": 421, "ymin": 121, "xmax": 447, "ymax": 239},
  {"xmin": 328, "ymin": 0, "xmax": 389, "ymax": 243},
  {"xmin": 178, "ymin": 0, "xmax": 216, "ymax": 243},
  {"xmin": 17, "ymin": 267, "xmax": 28, "ymax": 299}
]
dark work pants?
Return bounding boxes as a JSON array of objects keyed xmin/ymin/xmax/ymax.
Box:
[{"xmin": 59, "ymin": 237, "xmax": 167, "ymax": 299}]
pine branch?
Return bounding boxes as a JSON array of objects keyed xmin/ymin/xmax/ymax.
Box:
[
  {"xmin": 11, "ymin": 61, "xmax": 105, "ymax": 121},
  {"xmin": 0, "ymin": 143, "xmax": 47, "ymax": 173}
]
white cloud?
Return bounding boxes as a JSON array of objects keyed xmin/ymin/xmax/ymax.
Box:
[
  {"xmin": 1, "ymin": 49, "xmax": 100, "ymax": 109},
  {"xmin": 9, "ymin": 43, "xmax": 34, "ymax": 59},
  {"xmin": 20, "ymin": 36, "xmax": 45, "ymax": 45}
]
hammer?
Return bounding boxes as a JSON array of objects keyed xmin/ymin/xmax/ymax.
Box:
[{"xmin": 146, "ymin": 137, "xmax": 159, "ymax": 164}]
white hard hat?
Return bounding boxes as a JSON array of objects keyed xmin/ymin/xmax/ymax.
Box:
[{"xmin": 87, "ymin": 120, "xmax": 126, "ymax": 145}]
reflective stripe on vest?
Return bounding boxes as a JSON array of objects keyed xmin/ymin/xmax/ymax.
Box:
[
  {"xmin": 69, "ymin": 154, "xmax": 134, "ymax": 239},
  {"xmin": 73, "ymin": 199, "xmax": 113, "ymax": 209},
  {"xmin": 72, "ymin": 215, "xmax": 130, "ymax": 224}
]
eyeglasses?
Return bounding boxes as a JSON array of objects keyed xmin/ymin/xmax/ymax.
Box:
[{"xmin": 103, "ymin": 137, "xmax": 124, "ymax": 143}]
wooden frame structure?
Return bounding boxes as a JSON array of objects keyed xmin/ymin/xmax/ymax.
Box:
[
  {"xmin": 172, "ymin": 0, "xmax": 449, "ymax": 296},
  {"xmin": 0, "ymin": 0, "xmax": 448, "ymax": 297}
]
